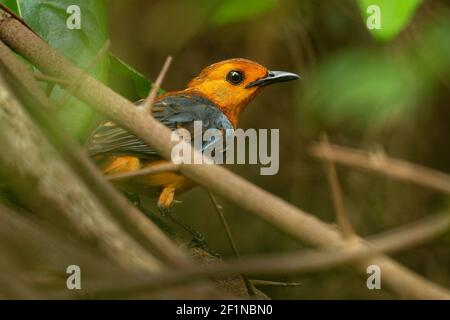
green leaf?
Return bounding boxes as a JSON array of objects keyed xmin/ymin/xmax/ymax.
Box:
[
  {"xmin": 210, "ymin": 0, "xmax": 278, "ymax": 26},
  {"xmin": 17, "ymin": 0, "xmax": 109, "ymax": 141},
  {"xmin": 303, "ymin": 49, "xmax": 430, "ymax": 128},
  {"xmin": 357, "ymin": 0, "xmax": 422, "ymax": 42},
  {"xmin": 0, "ymin": 0, "xmax": 20, "ymax": 15},
  {"xmin": 413, "ymin": 18, "xmax": 450, "ymax": 82},
  {"xmin": 108, "ymin": 54, "xmax": 161, "ymax": 101}
]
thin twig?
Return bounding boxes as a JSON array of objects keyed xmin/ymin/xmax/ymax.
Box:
[
  {"xmin": 140, "ymin": 56, "xmax": 172, "ymax": 112},
  {"xmin": 251, "ymin": 280, "xmax": 302, "ymax": 287},
  {"xmin": 320, "ymin": 134, "xmax": 355, "ymax": 239},
  {"xmin": 0, "ymin": 39, "xmax": 189, "ymax": 268},
  {"xmin": 310, "ymin": 143, "xmax": 450, "ymax": 195},
  {"xmin": 34, "ymin": 73, "xmax": 73, "ymax": 86},
  {"xmin": 207, "ymin": 191, "xmax": 256, "ymax": 297},
  {"xmin": 0, "ymin": 71, "xmax": 163, "ymax": 271},
  {"xmin": 0, "ymin": 3, "xmax": 35, "ymax": 35},
  {"xmin": 55, "ymin": 39, "xmax": 111, "ymax": 110},
  {"xmin": 107, "ymin": 162, "xmax": 179, "ymax": 182}
]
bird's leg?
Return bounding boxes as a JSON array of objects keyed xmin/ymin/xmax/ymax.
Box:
[
  {"xmin": 157, "ymin": 186, "xmax": 210, "ymax": 250},
  {"xmin": 124, "ymin": 191, "xmax": 176, "ymax": 237}
]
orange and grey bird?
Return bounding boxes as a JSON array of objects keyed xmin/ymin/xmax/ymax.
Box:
[{"xmin": 87, "ymin": 58, "xmax": 299, "ymax": 220}]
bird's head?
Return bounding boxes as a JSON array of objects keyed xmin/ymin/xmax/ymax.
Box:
[{"xmin": 186, "ymin": 58, "xmax": 299, "ymax": 127}]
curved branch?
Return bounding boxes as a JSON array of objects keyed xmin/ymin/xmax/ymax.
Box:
[
  {"xmin": 310, "ymin": 143, "xmax": 450, "ymax": 194},
  {"xmin": 93, "ymin": 212, "xmax": 450, "ymax": 296}
]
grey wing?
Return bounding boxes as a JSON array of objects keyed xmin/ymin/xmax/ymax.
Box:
[{"xmin": 85, "ymin": 94, "xmax": 234, "ymax": 159}]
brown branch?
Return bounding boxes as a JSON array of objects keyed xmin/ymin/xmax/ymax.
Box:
[
  {"xmin": 0, "ymin": 71, "xmax": 162, "ymax": 272},
  {"xmin": 0, "ymin": 39, "xmax": 189, "ymax": 268},
  {"xmin": 207, "ymin": 191, "xmax": 256, "ymax": 296},
  {"xmin": 107, "ymin": 162, "xmax": 179, "ymax": 182},
  {"xmin": 93, "ymin": 212, "xmax": 450, "ymax": 296},
  {"xmin": 310, "ymin": 143, "xmax": 450, "ymax": 195},
  {"xmin": 251, "ymin": 280, "xmax": 302, "ymax": 287},
  {"xmin": 0, "ymin": 202, "xmax": 227, "ymax": 299},
  {"xmin": 320, "ymin": 134, "xmax": 355, "ymax": 238},
  {"xmin": 55, "ymin": 39, "xmax": 111, "ymax": 110},
  {"xmin": 34, "ymin": 73, "xmax": 73, "ymax": 86},
  {"xmin": 0, "ymin": 3, "xmax": 35, "ymax": 34},
  {"xmin": 1, "ymin": 16, "xmax": 448, "ymax": 299},
  {"xmin": 140, "ymin": 55, "xmax": 172, "ymax": 111}
]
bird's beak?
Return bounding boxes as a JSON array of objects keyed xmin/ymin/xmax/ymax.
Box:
[{"xmin": 245, "ymin": 70, "xmax": 300, "ymax": 88}]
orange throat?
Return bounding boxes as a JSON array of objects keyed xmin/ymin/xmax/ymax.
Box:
[{"xmin": 185, "ymin": 87, "xmax": 261, "ymax": 128}]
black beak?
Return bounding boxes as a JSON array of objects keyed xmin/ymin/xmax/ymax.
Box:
[{"xmin": 245, "ymin": 70, "xmax": 300, "ymax": 88}]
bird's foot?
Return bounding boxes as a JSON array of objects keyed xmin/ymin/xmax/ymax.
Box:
[
  {"xmin": 158, "ymin": 207, "xmax": 220, "ymax": 258},
  {"xmin": 187, "ymin": 236, "xmax": 221, "ymax": 258}
]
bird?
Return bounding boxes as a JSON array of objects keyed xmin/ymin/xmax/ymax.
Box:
[{"xmin": 86, "ymin": 58, "xmax": 299, "ymax": 239}]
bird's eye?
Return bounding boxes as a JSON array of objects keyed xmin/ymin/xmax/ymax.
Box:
[{"xmin": 226, "ymin": 70, "xmax": 244, "ymax": 85}]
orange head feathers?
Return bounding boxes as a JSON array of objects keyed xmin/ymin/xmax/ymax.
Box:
[{"xmin": 184, "ymin": 58, "xmax": 299, "ymax": 126}]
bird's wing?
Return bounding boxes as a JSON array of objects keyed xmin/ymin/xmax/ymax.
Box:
[{"xmin": 85, "ymin": 94, "xmax": 234, "ymax": 159}]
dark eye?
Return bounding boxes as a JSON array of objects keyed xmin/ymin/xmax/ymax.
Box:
[{"xmin": 226, "ymin": 70, "xmax": 244, "ymax": 85}]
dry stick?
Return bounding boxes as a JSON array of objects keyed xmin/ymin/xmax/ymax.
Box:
[
  {"xmin": 34, "ymin": 73, "xmax": 73, "ymax": 86},
  {"xmin": 0, "ymin": 3, "xmax": 33, "ymax": 34},
  {"xmin": 55, "ymin": 39, "xmax": 111, "ymax": 111},
  {"xmin": 108, "ymin": 162, "xmax": 179, "ymax": 182},
  {"xmin": 1, "ymin": 17, "xmax": 448, "ymax": 299},
  {"xmin": 0, "ymin": 40, "xmax": 189, "ymax": 268},
  {"xmin": 0, "ymin": 71, "xmax": 163, "ymax": 272},
  {"xmin": 321, "ymin": 134, "xmax": 355, "ymax": 239},
  {"xmin": 251, "ymin": 280, "xmax": 302, "ymax": 287},
  {"xmin": 207, "ymin": 191, "xmax": 256, "ymax": 296},
  {"xmin": 0, "ymin": 44, "xmax": 233, "ymax": 298},
  {"xmin": 310, "ymin": 143, "xmax": 450, "ymax": 195},
  {"xmin": 94, "ymin": 212, "xmax": 450, "ymax": 296},
  {"xmin": 141, "ymin": 56, "xmax": 172, "ymax": 111}
]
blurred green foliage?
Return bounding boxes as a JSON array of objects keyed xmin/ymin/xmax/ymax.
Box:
[
  {"xmin": 304, "ymin": 13, "xmax": 450, "ymax": 128},
  {"xmin": 210, "ymin": 0, "xmax": 278, "ymax": 26},
  {"xmin": 304, "ymin": 49, "xmax": 426, "ymax": 127},
  {"xmin": 357, "ymin": 0, "xmax": 422, "ymax": 41}
]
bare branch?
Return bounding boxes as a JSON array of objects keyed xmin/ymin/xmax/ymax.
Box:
[
  {"xmin": 0, "ymin": 71, "xmax": 162, "ymax": 272},
  {"xmin": 55, "ymin": 40, "xmax": 111, "ymax": 110},
  {"xmin": 0, "ymin": 39, "xmax": 189, "ymax": 268},
  {"xmin": 207, "ymin": 191, "xmax": 256, "ymax": 296},
  {"xmin": 140, "ymin": 56, "xmax": 172, "ymax": 112},
  {"xmin": 92, "ymin": 212, "xmax": 450, "ymax": 296},
  {"xmin": 251, "ymin": 280, "xmax": 302, "ymax": 287},
  {"xmin": 310, "ymin": 143, "xmax": 450, "ymax": 194},
  {"xmin": 34, "ymin": 73, "xmax": 73, "ymax": 86},
  {"xmin": 107, "ymin": 162, "xmax": 179, "ymax": 182},
  {"xmin": 320, "ymin": 134, "xmax": 355, "ymax": 238}
]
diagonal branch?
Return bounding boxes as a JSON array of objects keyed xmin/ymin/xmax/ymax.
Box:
[
  {"xmin": 55, "ymin": 40, "xmax": 111, "ymax": 110},
  {"xmin": 320, "ymin": 134, "xmax": 355, "ymax": 238},
  {"xmin": 0, "ymin": 70, "xmax": 162, "ymax": 272},
  {"xmin": 310, "ymin": 142, "xmax": 450, "ymax": 194},
  {"xmin": 92, "ymin": 212, "xmax": 450, "ymax": 296},
  {"xmin": 107, "ymin": 162, "xmax": 179, "ymax": 182},
  {"xmin": 140, "ymin": 56, "xmax": 172, "ymax": 112},
  {"xmin": 0, "ymin": 39, "xmax": 189, "ymax": 268},
  {"xmin": 207, "ymin": 191, "xmax": 256, "ymax": 296}
]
